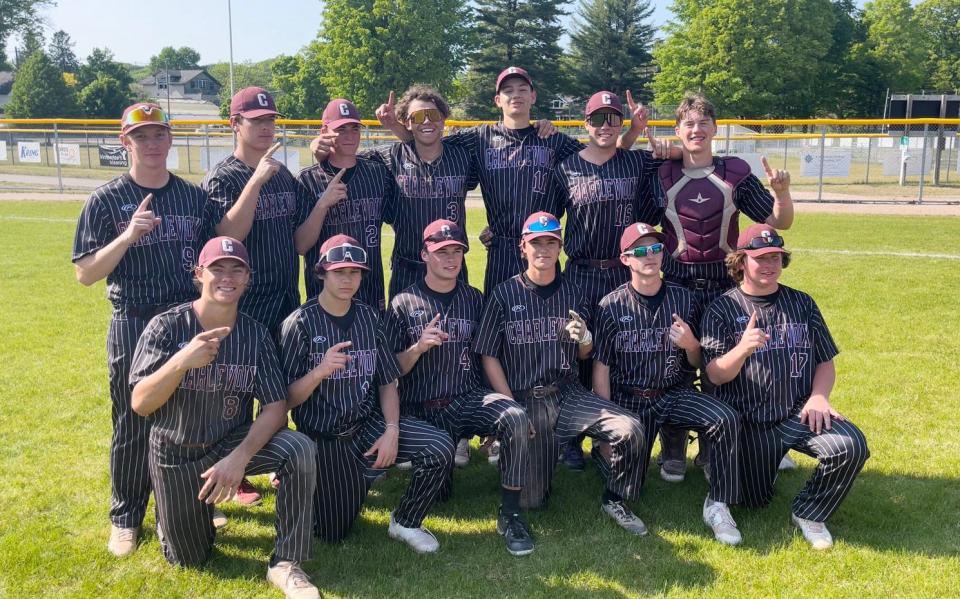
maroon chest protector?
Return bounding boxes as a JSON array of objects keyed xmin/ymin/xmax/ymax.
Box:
[{"xmin": 658, "ymin": 157, "xmax": 751, "ymax": 263}]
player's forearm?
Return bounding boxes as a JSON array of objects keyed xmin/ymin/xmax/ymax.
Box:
[
  {"xmin": 229, "ymin": 401, "xmax": 286, "ymax": 463},
  {"xmin": 395, "ymin": 346, "xmax": 424, "ymax": 376},
  {"xmin": 617, "ymin": 129, "xmax": 640, "ymax": 150},
  {"xmin": 287, "ymin": 368, "xmax": 324, "ymax": 409},
  {"xmin": 481, "ymin": 356, "xmax": 513, "ymax": 398},
  {"xmin": 74, "ymin": 235, "xmax": 132, "ymax": 286},
  {"xmin": 685, "ymin": 345, "xmax": 703, "ymax": 369},
  {"xmin": 705, "ymin": 347, "xmax": 751, "ymax": 385},
  {"xmin": 766, "ymin": 192, "xmax": 794, "ymax": 229},
  {"xmin": 293, "ymin": 203, "xmax": 330, "ymax": 255},
  {"xmin": 378, "ymin": 381, "xmax": 401, "ymax": 425},
  {"xmin": 592, "ymin": 361, "xmax": 611, "ymax": 401},
  {"xmin": 391, "ymin": 123, "xmax": 413, "ymax": 142},
  {"xmin": 577, "ymin": 340, "xmax": 593, "ymax": 360},
  {"xmin": 215, "ymin": 182, "xmax": 261, "ymax": 240},
  {"xmin": 809, "ymin": 359, "xmax": 836, "ymax": 402},
  {"xmin": 131, "ymin": 357, "xmax": 190, "ymax": 416}
]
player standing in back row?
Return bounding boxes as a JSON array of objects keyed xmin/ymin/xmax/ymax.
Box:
[{"xmin": 73, "ymin": 102, "xmax": 210, "ymax": 557}]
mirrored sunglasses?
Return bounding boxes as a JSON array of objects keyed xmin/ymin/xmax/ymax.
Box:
[
  {"xmin": 408, "ymin": 108, "xmax": 444, "ymax": 125},
  {"xmin": 622, "ymin": 243, "xmax": 664, "ymax": 257},
  {"xmin": 323, "ymin": 243, "xmax": 368, "ymax": 265},
  {"xmin": 587, "ymin": 112, "xmax": 623, "ymax": 128},
  {"xmin": 739, "ymin": 234, "xmax": 785, "ymax": 251}
]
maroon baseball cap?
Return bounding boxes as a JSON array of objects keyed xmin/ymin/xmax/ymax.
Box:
[
  {"xmin": 496, "ymin": 66, "xmax": 533, "ymax": 92},
  {"xmin": 620, "ymin": 222, "xmax": 665, "ymax": 253},
  {"xmin": 198, "ymin": 236, "xmax": 250, "ymax": 268},
  {"xmin": 323, "ymin": 99, "xmax": 362, "ymax": 130},
  {"xmin": 120, "ymin": 102, "xmax": 171, "ymax": 134},
  {"xmin": 318, "ymin": 234, "xmax": 370, "ymax": 271},
  {"xmin": 521, "ymin": 211, "xmax": 562, "ymax": 241},
  {"xmin": 230, "ymin": 86, "xmax": 281, "ymax": 119},
  {"xmin": 737, "ymin": 224, "xmax": 787, "ymax": 257},
  {"xmin": 423, "ymin": 219, "xmax": 468, "ymax": 251},
  {"xmin": 585, "ymin": 91, "xmax": 623, "ymax": 117}
]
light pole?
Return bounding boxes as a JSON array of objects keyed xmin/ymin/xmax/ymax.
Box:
[{"xmin": 227, "ymin": 0, "xmax": 235, "ymax": 99}]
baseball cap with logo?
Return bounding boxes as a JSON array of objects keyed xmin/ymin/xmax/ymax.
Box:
[
  {"xmin": 323, "ymin": 99, "xmax": 362, "ymax": 130},
  {"xmin": 423, "ymin": 219, "xmax": 468, "ymax": 251},
  {"xmin": 737, "ymin": 223, "xmax": 787, "ymax": 257},
  {"xmin": 521, "ymin": 212, "xmax": 562, "ymax": 241},
  {"xmin": 585, "ymin": 91, "xmax": 623, "ymax": 117},
  {"xmin": 619, "ymin": 222, "xmax": 666, "ymax": 253},
  {"xmin": 198, "ymin": 236, "xmax": 250, "ymax": 268},
  {"xmin": 496, "ymin": 66, "xmax": 533, "ymax": 92},
  {"xmin": 230, "ymin": 86, "xmax": 281, "ymax": 119},
  {"xmin": 318, "ymin": 234, "xmax": 370, "ymax": 271},
  {"xmin": 121, "ymin": 102, "xmax": 171, "ymax": 134}
]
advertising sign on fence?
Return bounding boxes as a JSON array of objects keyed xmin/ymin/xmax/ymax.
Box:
[
  {"xmin": 800, "ymin": 150, "xmax": 852, "ymax": 177},
  {"xmin": 0, "ymin": 141, "xmax": 6, "ymax": 161},
  {"xmin": 99, "ymin": 145, "xmax": 128, "ymax": 167},
  {"xmin": 18, "ymin": 142, "xmax": 42, "ymax": 163},
  {"xmin": 57, "ymin": 144, "xmax": 82, "ymax": 166},
  {"xmin": 881, "ymin": 148, "xmax": 932, "ymax": 176}
]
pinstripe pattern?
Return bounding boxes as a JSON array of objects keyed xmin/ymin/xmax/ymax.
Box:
[
  {"xmin": 202, "ymin": 156, "xmax": 310, "ymax": 334},
  {"xmin": 298, "ymin": 159, "xmax": 392, "ymax": 310},
  {"xmin": 73, "ymin": 173, "xmax": 209, "ymax": 529},
  {"xmin": 365, "ymin": 141, "xmax": 478, "ymax": 299},
  {"xmin": 445, "ymin": 125, "xmax": 582, "ymax": 294},
  {"xmin": 132, "ymin": 307, "xmax": 314, "ymax": 565}
]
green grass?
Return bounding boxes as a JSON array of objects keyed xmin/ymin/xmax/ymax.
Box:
[{"xmin": 0, "ymin": 203, "xmax": 958, "ymax": 598}]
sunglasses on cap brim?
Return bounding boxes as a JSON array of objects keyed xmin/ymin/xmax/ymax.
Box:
[
  {"xmin": 587, "ymin": 113, "xmax": 623, "ymax": 128},
  {"xmin": 739, "ymin": 234, "xmax": 785, "ymax": 251},
  {"xmin": 622, "ymin": 243, "xmax": 664, "ymax": 257},
  {"xmin": 322, "ymin": 243, "xmax": 368, "ymax": 265},
  {"xmin": 424, "ymin": 231, "xmax": 467, "ymax": 245},
  {"xmin": 123, "ymin": 106, "xmax": 170, "ymax": 127},
  {"xmin": 408, "ymin": 108, "xmax": 444, "ymax": 125},
  {"xmin": 523, "ymin": 219, "xmax": 562, "ymax": 235}
]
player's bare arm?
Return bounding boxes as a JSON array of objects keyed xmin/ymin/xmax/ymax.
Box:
[
  {"xmin": 760, "ymin": 155, "xmax": 794, "ymax": 229},
  {"xmin": 591, "ymin": 360, "xmax": 612, "ymax": 401},
  {"xmin": 800, "ymin": 359, "xmax": 844, "ymax": 434},
  {"xmin": 669, "ymin": 313, "xmax": 703, "ymax": 368},
  {"xmin": 705, "ymin": 311, "xmax": 770, "ymax": 385},
  {"xmin": 364, "ymin": 381, "xmax": 401, "ymax": 468},
  {"xmin": 131, "ymin": 326, "xmax": 231, "ymax": 417},
  {"xmin": 215, "ymin": 142, "xmax": 282, "ymax": 240},
  {"xmin": 197, "ymin": 399, "xmax": 287, "ymax": 504},
  {"xmin": 75, "ymin": 194, "xmax": 160, "ymax": 285},
  {"xmin": 293, "ymin": 168, "xmax": 348, "ymax": 255},
  {"xmin": 396, "ymin": 313, "xmax": 448, "ymax": 374},
  {"xmin": 286, "ymin": 340, "xmax": 353, "ymax": 408},
  {"xmin": 481, "ymin": 355, "xmax": 514, "ymax": 399}
]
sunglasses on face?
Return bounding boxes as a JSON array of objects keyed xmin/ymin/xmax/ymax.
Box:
[
  {"xmin": 322, "ymin": 243, "xmax": 368, "ymax": 265},
  {"xmin": 408, "ymin": 108, "xmax": 444, "ymax": 125},
  {"xmin": 739, "ymin": 234, "xmax": 785, "ymax": 251},
  {"xmin": 622, "ymin": 243, "xmax": 664, "ymax": 257},
  {"xmin": 587, "ymin": 113, "xmax": 623, "ymax": 128},
  {"xmin": 123, "ymin": 106, "xmax": 170, "ymax": 127}
]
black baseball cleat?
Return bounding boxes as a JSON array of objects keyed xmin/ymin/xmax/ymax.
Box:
[
  {"xmin": 497, "ymin": 508, "xmax": 535, "ymax": 556},
  {"xmin": 561, "ymin": 443, "xmax": 586, "ymax": 471}
]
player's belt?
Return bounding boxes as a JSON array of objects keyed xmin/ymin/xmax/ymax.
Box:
[
  {"xmin": 490, "ymin": 235, "xmax": 521, "ymax": 248},
  {"xmin": 617, "ymin": 385, "xmax": 666, "ymax": 400},
  {"xmin": 681, "ymin": 278, "xmax": 730, "ymax": 292},
  {"xmin": 423, "ymin": 397, "xmax": 452, "ymax": 410},
  {"xmin": 315, "ymin": 425, "xmax": 361, "ymax": 441},
  {"xmin": 394, "ymin": 255, "xmax": 425, "ymax": 267},
  {"xmin": 116, "ymin": 303, "xmax": 174, "ymax": 319},
  {"xmin": 179, "ymin": 441, "xmax": 213, "ymax": 449},
  {"xmin": 570, "ymin": 258, "xmax": 622, "ymax": 270},
  {"xmin": 515, "ymin": 381, "xmax": 564, "ymax": 400}
]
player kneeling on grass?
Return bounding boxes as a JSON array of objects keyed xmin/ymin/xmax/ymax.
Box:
[
  {"xmin": 385, "ymin": 220, "xmax": 534, "ymax": 556},
  {"xmin": 700, "ymin": 224, "xmax": 870, "ymax": 550},
  {"xmin": 129, "ymin": 237, "xmax": 320, "ymax": 599},
  {"xmin": 473, "ymin": 212, "xmax": 648, "ymax": 535},
  {"xmin": 278, "ymin": 234, "xmax": 455, "ymax": 553},
  {"xmin": 592, "ymin": 223, "xmax": 743, "ymax": 545}
]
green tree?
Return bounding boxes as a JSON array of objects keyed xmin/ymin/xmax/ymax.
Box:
[
  {"xmin": 312, "ymin": 0, "xmax": 473, "ymax": 116},
  {"xmin": 861, "ymin": 0, "xmax": 926, "ymax": 92},
  {"xmin": 14, "ymin": 23, "xmax": 44, "ymax": 68},
  {"xmin": 566, "ymin": 0, "xmax": 655, "ymax": 101},
  {"xmin": 48, "ymin": 30, "xmax": 80, "ymax": 73},
  {"xmin": 0, "ymin": 0, "xmax": 50, "ymax": 70},
  {"xmin": 459, "ymin": 0, "xmax": 568, "ymax": 119},
  {"xmin": 148, "ymin": 46, "xmax": 202, "ymax": 73},
  {"xmin": 6, "ymin": 50, "xmax": 78, "ymax": 117},
  {"xmin": 77, "ymin": 74, "xmax": 135, "ymax": 117},
  {"xmin": 268, "ymin": 54, "xmax": 328, "ymax": 119},
  {"xmin": 652, "ymin": 0, "xmax": 836, "ymax": 117},
  {"xmin": 915, "ymin": 0, "xmax": 960, "ymax": 91},
  {"xmin": 77, "ymin": 48, "xmax": 134, "ymax": 88}
]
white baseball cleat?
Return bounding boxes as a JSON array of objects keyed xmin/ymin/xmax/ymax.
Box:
[
  {"xmin": 212, "ymin": 508, "xmax": 228, "ymax": 529},
  {"xmin": 107, "ymin": 525, "xmax": 139, "ymax": 557},
  {"xmin": 454, "ymin": 438, "xmax": 470, "ymax": 467},
  {"xmin": 703, "ymin": 498, "xmax": 742, "ymax": 546},
  {"xmin": 267, "ymin": 560, "xmax": 322, "ymax": 599},
  {"xmin": 792, "ymin": 513, "xmax": 834, "ymax": 550},
  {"xmin": 388, "ymin": 513, "xmax": 440, "ymax": 553}
]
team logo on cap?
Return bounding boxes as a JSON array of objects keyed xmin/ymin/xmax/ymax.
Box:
[
  {"xmin": 760, "ymin": 230, "xmax": 773, "ymax": 242},
  {"xmin": 539, "ymin": 215, "xmax": 549, "ymax": 226},
  {"xmin": 441, "ymin": 225, "xmax": 452, "ymax": 239},
  {"xmin": 602, "ymin": 94, "xmax": 612, "ymax": 105},
  {"xmin": 508, "ymin": 67, "xmax": 518, "ymax": 75},
  {"xmin": 313, "ymin": 335, "xmax": 326, "ymax": 343},
  {"xmin": 339, "ymin": 103, "xmax": 351, "ymax": 116},
  {"xmin": 221, "ymin": 238, "xmax": 235, "ymax": 252},
  {"xmin": 257, "ymin": 93, "xmax": 269, "ymax": 107}
]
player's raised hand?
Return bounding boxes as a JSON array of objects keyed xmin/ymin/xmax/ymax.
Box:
[
  {"xmin": 761, "ymin": 156, "xmax": 790, "ymax": 193},
  {"xmin": 375, "ymin": 90, "xmax": 398, "ymax": 128},
  {"xmin": 251, "ymin": 142, "xmax": 282, "ymax": 186},
  {"xmin": 317, "ymin": 168, "xmax": 348, "ymax": 210},
  {"xmin": 310, "ymin": 131, "xmax": 338, "ymax": 163},
  {"xmin": 565, "ymin": 310, "xmax": 592, "ymax": 344},
  {"xmin": 177, "ymin": 326, "xmax": 231, "ymax": 370},
  {"xmin": 415, "ymin": 313, "xmax": 449, "ymax": 353},
  {"xmin": 533, "ymin": 119, "xmax": 557, "ymax": 138},
  {"xmin": 736, "ymin": 311, "xmax": 769, "ymax": 356},
  {"xmin": 800, "ymin": 395, "xmax": 844, "ymax": 434},
  {"xmin": 626, "ymin": 90, "xmax": 648, "ymax": 135},
  {"xmin": 669, "ymin": 313, "xmax": 698, "ymax": 351},
  {"xmin": 316, "ymin": 341, "xmax": 353, "ymax": 380},
  {"xmin": 123, "ymin": 193, "xmax": 161, "ymax": 244},
  {"xmin": 478, "ymin": 226, "xmax": 494, "ymax": 248}
]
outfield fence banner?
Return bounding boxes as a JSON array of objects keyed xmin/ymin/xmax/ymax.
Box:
[
  {"xmin": 57, "ymin": 143, "xmax": 82, "ymax": 166},
  {"xmin": 98, "ymin": 145, "xmax": 128, "ymax": 167},
  {"xmin": 18, "ymin": 141, "xmax": 42, "ymax": 163},
  {"xmin": 0, "ymin": 140, "xmax": 6, "ymax": 161},
  {"xmin": 800, "ymin": 150, "xmax": 852, "ymax": 178}
]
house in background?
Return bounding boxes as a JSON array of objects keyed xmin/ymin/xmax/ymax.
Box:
[
  {"xmin": 0, "ymin": 72, "xmax": 15, "ymax": 112},
  {"xmin": 138, "ymin": 69, "xmax": 222, "ymax": 105}
]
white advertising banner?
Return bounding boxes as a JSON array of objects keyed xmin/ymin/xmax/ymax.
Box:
[
  {"xmin": 18, "ymin": 141, "xmax": 42, "ymax": 163},
  {"xmin": 56, "ymin": 143, "xmax": 82, "ymax": 166},
  {"xmin": 800, "ymin": 150, "xmax": 852, "ymax": 177}
]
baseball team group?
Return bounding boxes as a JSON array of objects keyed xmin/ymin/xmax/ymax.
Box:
[{"xmin": 73, "ymin": 65, "xmax": 870, "ymax": 598}]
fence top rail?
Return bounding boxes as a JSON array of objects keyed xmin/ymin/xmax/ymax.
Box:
[{"xmin": 2, "ymin": 117, "xmax": 960, "ymax": 128}]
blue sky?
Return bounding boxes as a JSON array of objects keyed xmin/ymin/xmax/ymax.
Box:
[{"xmin": 17, "ymin": 0, "xmax": 678, "ymax": 66}]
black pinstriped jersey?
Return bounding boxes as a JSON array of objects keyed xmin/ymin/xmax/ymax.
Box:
[
  {"xmin": 72, "ymin": 173, "xmax": 210, "ymax": 307},
  {"xmin": 473, "ymin": 273, "xmax": 592, "ymax": 391},
  {"xmin": 384, "ymin": 280, "xmax": 484, "ymax": 408},
  {"xmin": 129, "ymin": 303, "xmax": 287, "ymax": 446},
  {"xmin": 445, "ymin": 125, "xmax": 582, "ymax": 239},
  {"xmin": 365, "ymin": 140, "xmax": 478, "ymax": 267},
  {"xmin": 552, "ymin": 149, "xmax": 663, "ymax": 262},
  {"xmin": 201, "ymin": 156, "xmax": 311, "ymax": 309},
  {"xmin": 279, "ymin": 299, "xmax": 401, "ymax": 436},
  {"xmin": 297, "ymin": 159, "xmax": 393, "ymax": 309},
  {"xmin": 594, "ymin": 282, "xmax": 701, "ymax": 390},
  {"xmin": 700, "ymin": 285, "xmax": 839, "ymax": 424}
]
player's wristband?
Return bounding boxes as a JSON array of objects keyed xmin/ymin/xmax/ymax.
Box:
[
  {"xmin": 385, "ymin": 423, "xmax": 400, "ymax": 430},
  {"xmin": 579, "ymin": 330, "xmax": 593, "ymax": 346}
]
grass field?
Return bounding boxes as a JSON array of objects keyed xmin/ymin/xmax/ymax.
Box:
[{"xmin": 0, "ymin": 202, "xmax": 958, "ymax": 598}]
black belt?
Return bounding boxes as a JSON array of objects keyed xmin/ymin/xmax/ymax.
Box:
[
  {"xmin": 393, "ymin": 255, "xmax": 425, "ymax": 267},
  {"xmin": 515, "ymin": 377, "xmax": 573, "ymax": 401},
  {"xmin": 617, "ymin": 385, "xmax": 666, "ymax": 400},
  {"xmin": 424, "ymin": 397, "xmax": 453, "ymax": 410},
  {"xmin": 315, "ymin": 426, "xmax": 360, "ymax": 441},
  {"xmin": 490, "ymin": 235, "xmax": 521, "ymax": 248},
  {"xmin": 179, "ymin": 441, "xmax": 213, "ymax": 449},
  {"xmin": 682, "ymin": 278, "xmax": 729, "ymax": 292},
  {"xmin": 571, "ymin": 257, "xmax": 622, "ymax": 270}
]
